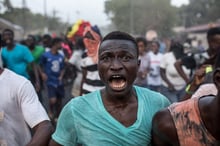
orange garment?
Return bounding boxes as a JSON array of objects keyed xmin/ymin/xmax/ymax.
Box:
[{"xmin": 168, "ymin": 97, "xmax": 218, "ymax": 146}]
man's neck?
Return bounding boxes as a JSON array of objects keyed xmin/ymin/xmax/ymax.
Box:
[
  {"xmin": 29, "ymin": 45, "xmax": 35, "ymax": 51},
  {"xmin": 7, "ymin": 43, "xmax": 15, "ymax": 50},
  {"xmin": 50, "ymin": 48, "xmax": 58, "ymax": 54},
  {"xmin": 0, "ymin": 68, "xmax": 4, "ymax": 75},
  {"xmin": 101, "ymin": 88, "xmax": 137, "ymax": 106},
  {"xmin": 153, "ymin": 51, "xmax": 159, "ymax": 55}
]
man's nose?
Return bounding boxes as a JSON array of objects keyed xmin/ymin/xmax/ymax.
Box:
[{"xmin": 110, "ymin": 58, "xmax": 123, "ymax": 71}]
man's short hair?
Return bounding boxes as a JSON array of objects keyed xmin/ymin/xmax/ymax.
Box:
[
  {"xmin": 101, "ymin": 31, "xmax": 138, "ymax": 55},
  {"xmin": 51, "ymin": 37, "xmax": 63, "ymax": 46},
  {"xmin": 151, "ymin": 40, "xmax": 160, "ymax": 48},
  {"xmin": 27, "ymin": 35, "xmax": 36, "ymax": 42},
  {"xmin": 207, "ymin": 27, "xmax": 220, "ymax": 39},
  {"xmin": 136, "ymin": 37, "xmax": 147, "ymax": 47},
  {"xmin": 3, "ymin": 28, "xmax": 14, "ymax": 36},
  {"xmin": 43, "ymin": 34, "xmax": 52, "ymax": 40}
]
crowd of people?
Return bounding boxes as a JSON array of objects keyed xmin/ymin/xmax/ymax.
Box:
[{"xmin": 0, "ymin": 25, "xmax": 220, "ymax": 146}]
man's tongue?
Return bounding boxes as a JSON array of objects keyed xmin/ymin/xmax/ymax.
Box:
[{"xmin": 110, "ymin": 79, "xmax": 126, "ymax": 89}]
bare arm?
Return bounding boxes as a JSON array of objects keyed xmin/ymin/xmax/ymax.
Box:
[
  {"xmin": 174, "ymin": 59, "xmax": 189, "ymax": 84},
  {"xmin": 26, "ymin": 120, "xmax": 54, "ymax": 146},
  {"xmin": 160, "ymin": 68, "xmax": 175, "ymax": 91},
  {"xmin": 38, "ymin": 64, "xmax": 48, "ymax": 82},
  {"xmin": 30, "ymin": 62, "xmax": 40, "ymax": 92},
  {"xmin": 152, "ymin": 109, "xmax": 179, "ymax": 146},
  {"xmin": 79, "ymin": 68, "xmax": 87, "ymax": 95},
  {"xmin": 58, "ymin": 65, "xmax": 66, "ymax": 82}
]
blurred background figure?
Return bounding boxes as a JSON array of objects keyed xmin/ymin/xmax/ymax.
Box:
[
  {"xmin": 1, "ymin": 29, "xmax": 40, "ymax": 91},
  {"xmin": 197, "ymin": 39, "xmax": 205, "ymax": 53},
  {"xmin": 26, "ymin": 34, "xmax": 45, "ymax": 103},
  {"xmin": 39, "ymin": 37, "xmax": 65, "ymax": 123},
  {"xmin": 160, "ymin": 42, "xmax": 190, "ymax": 103},
  {"xmin": 68, "ymin": 38, "xmax": 85, "ymax": 97},
  {"xmin": 147, "ymin": 40, "xmax": 163, "ymax": 92},
  {"xmin": 80, "ymin": 26, "xmax": 104, "ymax": 95},
  {"xmin": 134, "ymin": 37, "xmax": 150, "ymax": 88}
]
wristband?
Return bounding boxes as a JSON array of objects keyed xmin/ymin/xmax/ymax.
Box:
[
  {"xmin": 185, "ymin": 84, "xmax": 194, "ymax": 95},
  {"xmin": 206, "ymin": 66, "xmax": 213, "ymax": 74}
]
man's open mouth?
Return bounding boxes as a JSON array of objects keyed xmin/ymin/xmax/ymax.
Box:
[
  {"xmin": 5, "ymin": 39, "xmax": 11, "ymax": 44},
  {"xmin": 109, "ymin": 75, "xmax": 127, "ymax": 90}
]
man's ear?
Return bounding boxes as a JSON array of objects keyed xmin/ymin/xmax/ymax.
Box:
[
  {"xmin": 138, "ymin": 60, "xmax": 141, "ymax": 66},
  {"xmin": 213, "ymin": 69, "xmax": 220, "ymax": 89}
]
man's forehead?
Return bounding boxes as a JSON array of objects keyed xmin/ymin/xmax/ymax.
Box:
[
  {"xmin": 100, "ymin": 39, "xmax": 136, "ymax": 48},
  {"xmin": 3, "ymin": 30, "xmax": 12, "ymax": 34}
]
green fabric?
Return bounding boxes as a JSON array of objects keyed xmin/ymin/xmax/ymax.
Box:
[
  {"xmin": 28, "ymin": 45, "xmax": 45, "ymax": 71},
  {"xmin": 52, "ymin": 86, "xmax": 170, "ymax": 146},
  {"xmin": 31, "ymin": 46, "xmax": 45, "ymax": 64}
]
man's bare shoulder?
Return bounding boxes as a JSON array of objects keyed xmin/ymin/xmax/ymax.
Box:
[
  {"xmin": 152, "ymin": 108, "xmax": 179, "ymax": 146},
  {"xmin": 152, "ymin": 108, "xmax": 175, "ymax": 134}
]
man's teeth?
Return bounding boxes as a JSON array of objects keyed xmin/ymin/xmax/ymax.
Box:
[
  {"xmin": 112, "ymin": 82, "xmax": 125, "ymax": 88},
  {"xmin": 112, "ymin": 75, "xmax": 121, "ymax": 78}
]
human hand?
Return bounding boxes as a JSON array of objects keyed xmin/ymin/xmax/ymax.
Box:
[
  {"xmin": 58, "ymin": 76, "xmax": 63, "ymax": 81},
  {"xmin": 168, "ymin": 84, "xmax": 175, "ymax": 91},
  {"xmin": 193, "ymin": 65, "xmax": 211, "ymax": 85},
  {"xmin": 35, "ymin": 81, "xmax": 40, "ymax": 92},
  {"xmin": 41, "ymin": 73, "xmax": 47, "ymax": 81}
]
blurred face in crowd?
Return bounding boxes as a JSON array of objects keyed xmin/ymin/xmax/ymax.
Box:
[
  {"xmin": 26, "ymin": 36, "xmax": 35, "ymax": 49},
  {"xmin": 151, "ymin": 42, "xmax": 159, "ymax": 54},
  {"xmin": 98, "ymin": 39, "xmax": 139, "ymax": 97},
  {"xmin": 2, "ymin": 30, "xmax": 14, "ymax": 46},
  {"xmin": 207, "ymin": 34, "xmax": 220, "ymax": 58},
  {"xmin": 43, "ymin": 37, "xmax": 51, "ymax": 48},
  {"xmin": 137, "ymin": 41, "xmax": 146, "ymax": 55},
  {"xmin": 54, "ymin": 41, "xmax": 62, "ymax": 51}
]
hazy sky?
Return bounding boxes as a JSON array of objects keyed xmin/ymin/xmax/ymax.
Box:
[{"xmin": 10, "ymin": 0, "xmax": 189, "ymax": 27}]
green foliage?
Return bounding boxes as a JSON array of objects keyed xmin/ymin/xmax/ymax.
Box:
[
  {"xmin": 105, "ymin": 0, "xmax": 178, "ymax": 37},
  {"xmin": 0, "ymin": 5, "xmax": 67, "ymax": 35},
  {"xmin": 178, "ymin": 0, "xmax": 220, "ymax": 27}
]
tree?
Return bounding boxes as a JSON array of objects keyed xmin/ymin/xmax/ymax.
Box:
[
  {"xmin": 0, "ymin": 0, "xmax": 13, "ymax": 13},
  {"xmin": 178, "ymin": 0, "xmax": 220, "ymax": 27},
  {"xmin": 104, "ymin": 0, "xmax": 178, "ymax": 37},
  {"xmin": 3, "ymin": 0, "xmax": 13, "ymax": 12},
  {"xmin": 0, "ymin": 6, "xmax": 67, "ymax": 36}
]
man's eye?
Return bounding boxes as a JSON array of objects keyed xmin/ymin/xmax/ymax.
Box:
[
  {"xmin": 101, "ymin": 56, "xmax": 110, "ymax": 61},
  {"xmin": 121, "ymin": 56, "xmax": 131, "ymax": 61}
]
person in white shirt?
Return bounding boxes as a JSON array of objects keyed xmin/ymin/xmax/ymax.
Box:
[
  {"xmin": 134, "ymin": 37, "xmax": 150, "ymax": 87},
  {"xmin": 147, "ymin": 41, "xmax": 163, "ymax": 92},
  {"xmin": 0, "ymin": 47, "xmax": 53, "ymax": 146},
  {"xmin": 160, "ymin": 42, "xmax": 190, "ymax": 103},
  {"xmin": 68, "ymin": 38, "xmax": 85, "ymax": 97}
]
